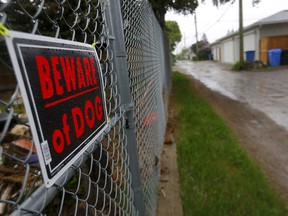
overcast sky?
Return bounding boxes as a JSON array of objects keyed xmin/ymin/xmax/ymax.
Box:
[{"xmin": 166, "ymin": 0, "xmax": 288, "ymax": 54}]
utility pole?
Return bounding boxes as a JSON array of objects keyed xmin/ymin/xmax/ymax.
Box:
[
  {"xmin": 184, "ymin": 33, "xmax": 186, "ymax": 48},
  {"xmin": 194, "ymin": 10, "xmax": 199, "ymax": 54},
  {"xmin": 239, "ymin": 0, "xmax": 244, "ymax": 61}
]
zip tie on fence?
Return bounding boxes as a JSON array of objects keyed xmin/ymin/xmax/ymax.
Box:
[
  {"xmin": 92, "ymin": 42, "xmax": 96, "ymax": 47},
  {"xmin": 0, "ymin": 23, "xmax": 10, "ymax": 37}
]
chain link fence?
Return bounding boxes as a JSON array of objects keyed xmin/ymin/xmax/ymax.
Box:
[
  {"xmin": 0, "ymin": 0, "xmax": 171, "ymax": 215},
  {"xmin": 121, "ymin": 1, "xmax": 171, "ymax": 215}
]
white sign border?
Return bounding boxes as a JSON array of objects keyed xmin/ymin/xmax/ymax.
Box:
[{"xmin": 5, "ymin": 31, "xmax": 109, "ymax": 188}]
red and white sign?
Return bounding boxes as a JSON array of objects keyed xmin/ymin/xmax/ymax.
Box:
[{"xmin": 5, "ymin": 31, "xmax": 108, "ymax": 187}]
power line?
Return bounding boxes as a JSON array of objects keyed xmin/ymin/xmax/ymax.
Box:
[
  {"xmin": 218, "ymin": 18, "xmax": 260, "ymax": 22},
  {"xmin": 199, "ymin": 1, "xmax": 235, "ymax": 36}
]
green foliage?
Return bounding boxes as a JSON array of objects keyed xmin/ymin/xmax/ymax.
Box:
[
  {"xmin": 165, "ymin": 21, "xmax": 182, "ymax": 52},
  {"xmin": 150, "ymin": 0, "xmax": 198, "ymax": 27},
  {"xmin": 150, "ymin": 0, "xmax": 198, "ymax": 15},
  {"xmin": 232, "ymin": 60, "xmax": 250, "ymax": 71},
  {"xmin": 176, "ymin": 47, "xmax": 190, "ymax": 60},
  {"xmin": 172, "ymin": 71, "xmax": 287, "ymax": 216},
  {"xmin": 197, "ymin": 46, "xmax": 211, "ymax": 60},
  {"xmin": 191, "ymin": 38, "xmax": 211, "ymax": 60}
]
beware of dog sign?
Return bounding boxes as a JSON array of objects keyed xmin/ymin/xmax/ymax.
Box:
[{"xmin": 5, "ymin": 31, "xmax": 108, "ymax": 187}]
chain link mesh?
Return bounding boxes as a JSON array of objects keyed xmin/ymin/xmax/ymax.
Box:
[
  {"xmin": 121, "ymin": 1, "xmax": 171, "ymax": 215},
  {"xmin": 0, "ymin": 0, "xmax": 170, "ymax": 215}
]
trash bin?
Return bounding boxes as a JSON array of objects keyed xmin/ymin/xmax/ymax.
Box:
[
  {"xmin": 281, "ymin": 49, "xmax": 288, "ymax": 65},
  {"xmin": 268, "ymin": 49, "xmax": 282, "ymax": 66},
  {"xmin": 245, "ymin": 50, "xmax": 255, "ymax": 63},
  {"xmin": 208, "ymin": 53, "xmax": 214, "ymax": 61}
]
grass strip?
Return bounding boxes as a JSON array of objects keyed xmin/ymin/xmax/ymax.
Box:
[{"xmin": 172, "ymin": 72, "xmax": 287, "ymax": 216}]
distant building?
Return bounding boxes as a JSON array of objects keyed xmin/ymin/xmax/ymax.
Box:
[{"xmin": 211, "ymin": 10, "xmax": 288, "ymax": 64}]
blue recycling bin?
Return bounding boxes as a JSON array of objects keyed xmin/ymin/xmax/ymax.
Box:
[
  {"xmin": 245, "ymin": 50, "xmax": 255, "ymax": 63},
  {"xmin": 268, "ymin": 49, "xmax": 282, "ymax": 66}
]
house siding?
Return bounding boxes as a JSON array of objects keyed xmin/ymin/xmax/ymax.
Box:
[
  {"xmin": 244, "ymin": 31, "xmax": 256, "ymax": 51},
  {"xmin": 260, "ymin": 23, "xmax": 288, "ymax": 38},
  {"xmin": 212, "ymin": 45, "xmax": 221, "ymax": 61},
  {"xmin": 244, "ymin": 30, "xmax": 258, "ymax": 61}
]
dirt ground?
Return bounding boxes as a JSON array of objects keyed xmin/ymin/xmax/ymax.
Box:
[
  {"xmin": 157, "ymin": 69, "xmax": 288, "ymax": 215},
  {"xmin": 156, "ymin": 92, "xmax": 183, "ymax": 216}
]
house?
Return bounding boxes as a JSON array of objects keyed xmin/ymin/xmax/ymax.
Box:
[{"xmin": 211, "ymin": 10, "xmax": 288, "ymax": 64}]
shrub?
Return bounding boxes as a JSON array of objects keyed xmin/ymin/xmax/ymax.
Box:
[{"xmin": 232, "ymin": 60, "xmax": 250, "ymax": 71}]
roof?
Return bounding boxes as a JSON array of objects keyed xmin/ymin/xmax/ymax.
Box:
[
  {"xmin": 211, "ymin": 10, "xmax": 288, "ymax": 45},
  {"xmin": 255, "ymin": 10, "xmax": 288, "ymax": 25}
]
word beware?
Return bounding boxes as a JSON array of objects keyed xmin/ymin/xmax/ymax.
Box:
[{"xmin": 35, "ymin": 56, "xmax": 98, "ymax": 100}]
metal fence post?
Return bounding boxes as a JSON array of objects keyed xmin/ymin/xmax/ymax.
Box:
[
  {"xmin": 1, "ymin": 0, "xmax": 171, "ymax": 214},
  {"xmin": 105, "ymin": 1, "xmax": 145, "ymax": 215}
]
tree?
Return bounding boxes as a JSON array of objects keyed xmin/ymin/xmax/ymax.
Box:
[
  {"xmin": 150, "ymin": 0, "xmax": 198, "ymax": 28},
  {"xmin": 165, "ymin": 21, "xmax": 182, "ymax": 52},
  {"xmin": 211, "ymin": 0, "xmax": 260, "ymax": 6},
  {"xmin": 176, "ymin": 47, "xmax": 191, "ymax": 60},
  {"xmin": 201, "ymin": 33, "xmax": 208, "ymax": 42},
  {"xmin": 191, "ymin": 39, "xmax": 211, "ymax": 60},
  {"xmin": 149, "ymin": 0, "xmax": 261, "ymax": 28}
]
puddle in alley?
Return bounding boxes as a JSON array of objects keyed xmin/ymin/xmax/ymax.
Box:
[{"xmin": 176, "ymin": 60, "xmax": 288, "ymax": 130}]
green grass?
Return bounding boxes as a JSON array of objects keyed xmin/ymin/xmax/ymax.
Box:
[{"xmin": 172, "ymin": 72, "xmax": 287, "ymax": 216}]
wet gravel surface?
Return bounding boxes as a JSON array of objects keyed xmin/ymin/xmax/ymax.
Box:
[{"xmin": 177, "ymin": 60, "xmax": 288, "ymax": 130}]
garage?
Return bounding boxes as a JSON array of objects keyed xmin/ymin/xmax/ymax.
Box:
[{"xmin": 211, "ymin": 10, "xmax": 288, "ymax": 65}]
